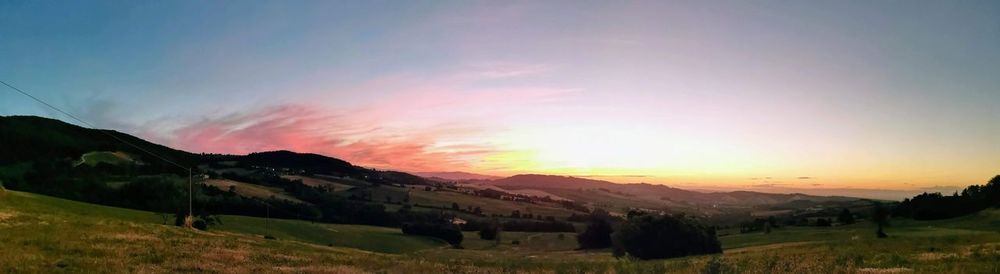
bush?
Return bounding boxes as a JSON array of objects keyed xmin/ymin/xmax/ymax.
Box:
[
  {"xmin": 838, "ymin": 208, "xmax": 856, "ymax": 224},
  {"xmin": 401, "ymin": 222, "xmax": 463, "ymax": 247},
  {"xmin": 816, "ymin": 218, "xmax": 832, "ymax": 227},
  {"xmin": 192, "ymin": 220, "xmax": 208, "ymax": 230},
  {"xmin": 577, "ymin": 219, "xmax": 613, "ymax": 249},
  {"xmin": 612, "ymin": 213, "xmax": 721, "ymax": 260},
  {"xmin": 478, "ymin": 221, "xmax": 500, "ymax": 240},
  {"xmin": 511, "ymin": 240, "xmax": 520, "ymax": 245}
]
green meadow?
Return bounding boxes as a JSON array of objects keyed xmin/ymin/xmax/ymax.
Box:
[{"xmin": 1, "ymin": 189, "xmax": 998, "ymax": 273}]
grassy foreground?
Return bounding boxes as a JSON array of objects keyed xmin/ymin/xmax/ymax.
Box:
[{"xmin": 2, "ymin": 189, "xmax": 999, "ymax": 273}]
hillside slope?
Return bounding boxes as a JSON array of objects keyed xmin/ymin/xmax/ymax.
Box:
[
  {"xmin": 0, "ymin": 115, "xmax": 196, "ymax": 169},
  {"xmin": 490, "ymin": 174, "xmax": 857, "ymax": 206},
  {"xmin": 3, "ymin": 189, "xmax": 998, "ymax": 273}
]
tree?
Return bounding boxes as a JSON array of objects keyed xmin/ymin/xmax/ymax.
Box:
[
  {"xmin": 451, "ymin": 202, "xmax": 460, "ymax": 211},
  {"xmin": 837, "ymin": 208, "xmax": 855, "ymax": 224},
  {"xmin": 815, "ymin": 218, "xmax": 832, "ymax": 227},
  {"xmin": 893, "ymin": 175, "xmax": 1000, "ymax": 220},
  {"xmin": 873, "ymin": 202, "xmax": 890, "ymax": 238},
  {"xmin": 478, "ymin": 219, "xmax": 500, "ymax": 243},
  {"xmin": 577, "ymin": 218, "xmax": 613, "ymax": 249},
  {"xmin": 612, "ymin": 213, "xmax": 721, "ymax": 260}
]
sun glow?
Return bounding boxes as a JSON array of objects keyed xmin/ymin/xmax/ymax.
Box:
[{"xmin": 477, "ymin": 125, "xmax": 769, "ymax": 180}]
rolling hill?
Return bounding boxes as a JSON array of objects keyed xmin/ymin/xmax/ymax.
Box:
[
  {"xmin": 2, "ymin": 189, "xmax": 998, "ymax": 273},
  {"xmin": 415, "ymin": 171, "xmax": 502, "ymax": 181},
  {"xmin": 486, "ymin": 174, "xmax": 859, "ymax": 207},
  {"xmin": 0, "ymin": 115, "xmax": 196, "ymax": 169}
]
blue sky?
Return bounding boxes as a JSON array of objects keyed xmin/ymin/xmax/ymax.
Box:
[{"xmin": 2, "ymin": 1, "xmax": 999, "ymax": 191}]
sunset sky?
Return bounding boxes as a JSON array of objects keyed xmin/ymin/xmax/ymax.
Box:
[{"xmin": 2, "ymin": 1, "xmax": 999, "ymax": 192}]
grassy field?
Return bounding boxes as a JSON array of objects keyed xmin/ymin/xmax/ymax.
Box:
[
  {"xmin": 215, "ymin": 216, "xmax": 443, "ymax": 254},
  {"xmin": 372, "ymin": 186, "xmax": 581, "ymax": 218},
  {"xmin": 2, "ymin": 189, "xmax": 999, "ymax": 273},
  {"xmin": 280, "ymin": 175, "xmax": 355, "ymax": 191},
  {"xmin": 203, "ymin": 179, "xmax": 305, "ymax": 203}
]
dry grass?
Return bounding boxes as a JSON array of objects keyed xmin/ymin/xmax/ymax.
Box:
[{"xmin": 2, "ymin": 190, "xmax": 1000, "ymax": 273}]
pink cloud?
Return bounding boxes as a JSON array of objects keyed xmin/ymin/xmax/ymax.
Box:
[
  {"xmin": 152, "ymin": 104, "xmax": 500, "ymax": 172},
  {"xmin": 129, "ymin": 63, "xmax": 576, "ymax": 173}
]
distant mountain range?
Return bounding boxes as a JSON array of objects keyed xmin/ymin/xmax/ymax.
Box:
[
  {"xmin": 1, "ymin": 115, "xmax": 864, "ymax": 207},
  {"xmin": 483, "ymin": 174, "xmax": 859, "ymax": 207},
  {"xmin": 414, "ymin": 171, "xmax": 502, "ymax": 181}
]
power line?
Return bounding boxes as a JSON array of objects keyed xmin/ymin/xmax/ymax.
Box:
[{"xmin": 1, "ymin": 79, "xmax": 194, "ymax": 223}]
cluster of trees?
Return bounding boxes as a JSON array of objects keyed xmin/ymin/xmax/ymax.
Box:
[
  {"xmin": 894, "ymin": 175, "xmax": 1000, "ymax": 220},
  {"xmin": 506, "ymin": 210, "xmax": 557, "ymax": 221},
  {"xmin": 739, "ymin": 217, "xmax": 779, "ymax": 233},
  {"xmin": 559, "ymin": 201, "xmax": 591, "ymax": 213},
  {"xmin": 815, "ymin": 218, "xmax": 833, "ymax": 227},
  {"xmin": 477, "ymin": 220, "xmax": 500, "ymax": 242},
  {"xmin": 612, "ymin": 213, "xmax": 722, "ymax": 260},
  {"xmin": 838, "ymin": 208, "xmax": 856, "ymax": 224},
  {"xmin": 574, "ymin": 210, "xmax": 721, "ymax": 260},
  {"xmin": 577, "ymin": 218, "xmax": 613, "ymax": 249}
]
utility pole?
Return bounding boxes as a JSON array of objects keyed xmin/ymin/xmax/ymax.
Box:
[
  {"xmin": 266, "ymin": 203, "xmax": 270, "ymax": 238},
  {"xmin": 187, "ymin": 168, "xmax": 193, "ymax": 227}
]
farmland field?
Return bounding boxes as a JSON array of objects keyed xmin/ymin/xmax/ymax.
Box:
[{"xmin": 2, "ymin": 189, "xmax": 998, "ymax": 273}]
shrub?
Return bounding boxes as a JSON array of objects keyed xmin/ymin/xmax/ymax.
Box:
[
  {"xmin": 577, "ymin": 218, "xmax": 613, "ymax": 249},
  {"xmin": 838, "ymin": 208, "xmax": 856, "ymax": 224},
  {"xmin": 478, "ymin": 221, "xmax": 500, "ymax": 240},
  {"xmin": 612, "ymin": 213, "xmax": 721, "ymax": 260},
  {"xmin": 511, "ymin": 240, "xmax": 520, "ymax": 245},
  {"xmin": 816, "ymin": 218, "xmax": 832, "ymax": 227},
  {"xmin": 192, "ymin": 220, "xmax": 208, "ymax": 230}
]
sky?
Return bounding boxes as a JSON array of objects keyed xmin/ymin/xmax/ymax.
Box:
[{"xmin": 2, "ymin": 1, "xmax": 999, "ymax": 193}]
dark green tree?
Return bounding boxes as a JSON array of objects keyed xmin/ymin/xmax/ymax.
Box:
[
  {"xmin": 873, "ymin": 202, "xmax": 890, "ymax": 238},
  {"xmin": 478, "ymin": 219, "xmax": 500, "ymax": 242},
  {"xmin": 612, "ymin": 213, "xmax": 721, "ymax": 260},
  {"xmin": 837, "ymin": 208, "xmax": 855, "ymax": 224},
  {"xmin": 577, "ymin": 218, "xmax": 613, "ymax": 249}
]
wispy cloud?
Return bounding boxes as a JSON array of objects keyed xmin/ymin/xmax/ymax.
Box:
[
  {"xmin": 145, "ymin": 104, "xmax": 500, "ymax": 171},
  {"xmin": 127, "ymin": 63, "xmax": 574, "ymax": 172}
]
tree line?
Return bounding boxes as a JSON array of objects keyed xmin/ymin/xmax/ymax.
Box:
[{"xmin": 894, "ymin": 175, "xmax": 1000, "ymax": 220}]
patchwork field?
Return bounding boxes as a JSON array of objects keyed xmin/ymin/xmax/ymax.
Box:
[
  {"xmin": 1, "ymin": 190, "xmax": 998, "ymax": 273},
  {"xmin": 203, "ymin": 179, "xmax": 304, "ymax": 203},
  {"xmin": 280, "ymin": 175, "xmax": 355, "ymax": 191},
  {"xmin": 369, "ymin": 186, "xmax": 581, "ymax": 218}
]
